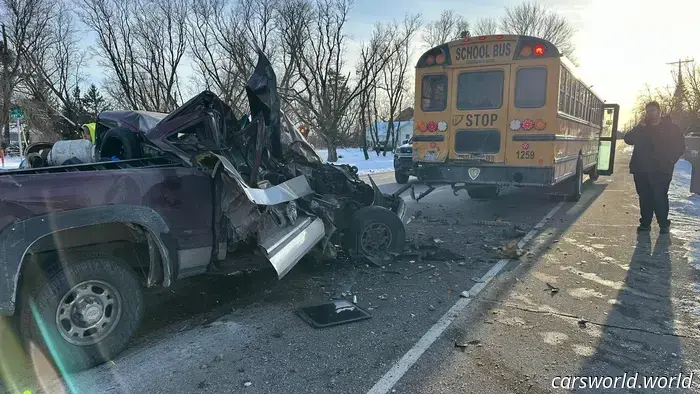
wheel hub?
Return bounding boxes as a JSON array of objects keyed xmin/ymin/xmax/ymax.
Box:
[
  {"xmin": 360, "ymin": 222, "xmax": 393, "ymax": 255},
  {"xmin": 56, "ymin": 280, "xmax": 122, "ymax": 346}
]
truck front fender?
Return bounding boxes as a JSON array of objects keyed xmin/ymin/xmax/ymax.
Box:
[{"xmin": 0, "ymin": 204, "xmax": 177, "ymax": 316}]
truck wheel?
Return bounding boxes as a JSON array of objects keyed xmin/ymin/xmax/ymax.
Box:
[
  {"xmin": 394, "ymin": 171, "xmax": 409, "ymax": 184},
  {"xmin": 19, "ymin": 255, "xmax": 144, "ymax": 372},
  {"xmin": 466, "ymin": 186, "xmax": 500, "ymax": 199},
  {"xmin": 99, "ymin": 127, "xmax": 143, "ymax": 160},
  {"xmin": 567, "ymin": 156, "xmax": 584, "ymax": 202},
  {"xmin": 352, "ymin": 206, "xmax": 406, "ymax": 257}
]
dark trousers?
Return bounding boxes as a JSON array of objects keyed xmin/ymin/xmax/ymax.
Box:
[{"xmin": 633, "ymin": 172, "xmax": 672, "ymax": 226}]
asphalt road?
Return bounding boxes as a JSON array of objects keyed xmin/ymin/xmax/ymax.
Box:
[{"xmin": 3, "ymin": 152, "xmax": 699, "ymax": 394}]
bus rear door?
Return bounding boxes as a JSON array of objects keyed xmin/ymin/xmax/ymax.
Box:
[{"xmin": 449, "ymin": 65, "xmax": 511, "ymax": 164}]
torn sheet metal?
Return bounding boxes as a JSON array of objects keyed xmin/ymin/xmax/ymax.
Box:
[
  {"xmin": 258, "ymin": 215, "xmax": 325, "ymax": 278},
  {"xmin": 213, "ymin": 153, "xmax": 314, "ymax": 205}
]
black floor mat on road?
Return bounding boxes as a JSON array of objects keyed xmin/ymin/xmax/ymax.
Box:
[{"xmin": 296, "ymin": 300, "xmax": 372, "ymax": 328}]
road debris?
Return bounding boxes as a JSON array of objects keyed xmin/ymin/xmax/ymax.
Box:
[
  {"xmin": 433, "ymin": 238, "xmax": 444, "ymax": 244},
  {"xmin": 404, "ymin": 266, "xmax": 436, "ymax": 278},
  {"xmin": 244, "ymin": 381, "xmax": 252, "ymax": 387},
  {"xmin": 378, "ymin": 294, "xmax": 389, "ymax": 300},
  {"xmin": 455, "ymin": 339, "xmax": 481, "ymax": 348},
  {"xmin": 471, "ymin": 219, "xmax": 513, "ymax": 227},
  {"xmin": 578, "ymin": 319, "xmax": 588, "ymax": 329},
  {"xmin": 429, "ymin": 304, "xmax": 436, "ymax": 311},
  {"xmin": 460, "ymin": 291, "xmax": 470, "ymax": 298},
  {"xmin": 545, "ymin": 283, "xmax": 560, "ymax": 295},
  {"xmin": 500, "ymin": 240, "xmax": 524, "ymax": 259}
]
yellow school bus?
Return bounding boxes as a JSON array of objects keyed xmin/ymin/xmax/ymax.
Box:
[{"xmin": 411, "ymin": 35, "xmax": 619, "ymax": 201}]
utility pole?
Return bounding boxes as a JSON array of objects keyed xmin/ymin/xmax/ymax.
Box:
[{"xmin": 666, "ymin": 58, "xmax": 695, "ymax": 132}]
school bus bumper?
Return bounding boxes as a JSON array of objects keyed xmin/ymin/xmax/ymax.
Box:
[{"xmin": 414, "ymin": 163, "xmax": 556, "ymax": 187}]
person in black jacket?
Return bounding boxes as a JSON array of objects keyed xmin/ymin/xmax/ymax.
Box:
[{"xmin": 623, "ymin": 101, "xmax": 685, "ymax": 233}]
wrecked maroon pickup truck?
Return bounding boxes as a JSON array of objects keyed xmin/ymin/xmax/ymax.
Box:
[{"xmin": 0, "ymin": 54, "xmax": 406, "ymax": 371}]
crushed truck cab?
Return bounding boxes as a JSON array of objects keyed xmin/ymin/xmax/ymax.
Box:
[{"xmin": 0, "ymin": 53, "xmax": 405, "ymax": 372}]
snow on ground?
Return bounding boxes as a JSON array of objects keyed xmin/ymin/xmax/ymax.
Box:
[
  {"xmin": 668, "ymin": 159, "xmax": 700, "ymax": 274},
  {"xmin": 315, "ymin": 148, "xmax": 395, "ymax": 175},
  {"xmin": 0, "ymin": 156, "xmax": 22, "ymax": 170}
]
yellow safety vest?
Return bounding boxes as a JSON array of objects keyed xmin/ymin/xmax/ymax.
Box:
[{"xmin": 82, "ymin": 123, "xmax": 96, "ymax": 143}]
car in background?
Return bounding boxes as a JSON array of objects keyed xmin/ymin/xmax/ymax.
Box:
[{"xmin": 393, "ymin": 139, "xmax": 413, "ymax": 184}]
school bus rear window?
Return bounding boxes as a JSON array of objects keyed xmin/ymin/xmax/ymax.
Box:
[
  {"xmin": 421, "ymin": 74, "xmax": 447, "ymax": 112},
  {"xmin": 457, "ymin": 70, "xmax": 504, "ymax": 110},
  {"xmin": 515, "ymin": 67, "xmax": 547, "ymax": 108}
]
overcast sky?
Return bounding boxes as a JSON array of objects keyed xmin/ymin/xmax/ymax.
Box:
[{"xmin": 82, "ymin": 0, "xmax": 698, "ymax": 125}]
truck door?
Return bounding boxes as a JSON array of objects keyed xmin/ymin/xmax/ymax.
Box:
[{"xmin": 597, "ymin": 104, "xmax": 619, "ymax": 176}]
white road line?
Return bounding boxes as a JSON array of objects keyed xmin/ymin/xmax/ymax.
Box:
[{"xmin": 366, "ymin": 201, "xmax": 565, "ymax": 394}]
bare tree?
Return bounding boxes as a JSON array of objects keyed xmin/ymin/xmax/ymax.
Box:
[
  {"xmin": 422, "ymin": 10, "xmax": 468, "ymax": 48},
  {"xmin": 21, "ymin": 2, "xmax": 84, "ymax": 128},
  {"xmin": 0, "ymin": 0, "xmax": 54, "ymax": 145},
  {"xmin": 188, "ymin": 0, "xmax": 281, "ymax": 115},
  {"xmin": 280, "ymin": 0, "xmax": 408, "ymax": 162},
  {"xmin": 473, "ymin": 17, "xmax": 498, "ymax": 36},
  {"xmin": 500, "ymin": 1, "xmax": 575, "ymax": 58},
  {"xmin": 379, "ymin": 14, "xmax": 421, "ymax": 156},
  {"xmin": 78, "ymin": 0, "xmax": 188, "ymax": 112}
]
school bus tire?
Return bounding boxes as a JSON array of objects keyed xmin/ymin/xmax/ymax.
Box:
[
  {"xmin": 466, "ymin": 185, "xmax": 500, "ymax": 200},
  {"xmin": 566, "ymin": 156, "xmax": 584, "ymax": 202},
  {"xmin": 587, "ymin": 165, "xmax": 600, "ymax": 182}
]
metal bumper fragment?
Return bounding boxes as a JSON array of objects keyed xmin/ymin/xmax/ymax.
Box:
[{"xmin": 259, "ymin": 215, "xmax": 325, "ymax": 279}]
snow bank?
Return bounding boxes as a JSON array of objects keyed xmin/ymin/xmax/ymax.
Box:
[
  {"xmin": 1, "ymin": 156, "xmax": 22, "ymax": 170},
  {"xmin": 668, "ymin": 159, "xmax": 700, "ymax": 271},
  {"xmin": 315, "ymin": 148, "xmax": 394, "ymax": 175}
]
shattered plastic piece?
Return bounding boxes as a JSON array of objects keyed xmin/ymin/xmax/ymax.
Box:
[
  {"xmin": 244, "ymin": 382, "xmax": 252, "ymax": 387},
  {"xmin": 460, "ymin": 291, "xmax": 470, "ymax": 298},
  {"xmin": 296, "ymin": 300, "xmax": 372, "ymax": 328},
  {"xmin": 433, "ymin": 238, "xmax": 444, "ymax": 244}
]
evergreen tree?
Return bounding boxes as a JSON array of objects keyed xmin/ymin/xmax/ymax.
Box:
[{"xmin": 82, "ymin": 84, "xmax": 109, "ymax": 120}]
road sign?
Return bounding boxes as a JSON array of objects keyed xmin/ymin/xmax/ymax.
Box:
[{"xmin": 10, "ymin": 107, "xmax": 23, "ymax": 119}]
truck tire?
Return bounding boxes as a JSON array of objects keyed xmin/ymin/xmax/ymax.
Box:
[
  {"xmin": 352, "ymin": 206, "xmax": 406, "ymax": 257},
  {"xmin": 99, "ymin": 127, "xmax": 143, "ymax": 160},
  {"xmin": 19, "ymin": 255, "xmax": 144, "ymax": 372},
  {"xmin": 567, "ymin": 156, "xmax": 584, "ymax": 202},
  {"xmin": 394, "ymin": 171, "xmax": 409, "ymax": 184},
  {"xmin": 466, "ymin": 185, "xmax": 500, "ymax": 199}
]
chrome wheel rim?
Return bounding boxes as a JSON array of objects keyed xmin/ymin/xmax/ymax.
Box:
[
  {"xmin": 360, "ymin": 222, "xmax": 393, "ymax": 255},
  {"xmin": 55, "ymin": 280, "xmax": 122, "ymax": 346}
]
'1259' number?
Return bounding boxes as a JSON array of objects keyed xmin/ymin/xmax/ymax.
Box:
[{"xmin": 516, "ymin": 150, "xmax": 535, "ymax": 160}]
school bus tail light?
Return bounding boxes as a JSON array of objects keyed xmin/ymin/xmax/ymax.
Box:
[
  {"xmin": 533, "ymin": 43, "xmax": 546, "ymax": 56},
  {"xmin": 522, "ymin": 119, "xmax": 534, "ymax": 131},
  {"xmin": 435, "ymin": 53, "xmax": 446, "ymax": 64},
  {"xmin": 535, "ymin": 119, "xmax": 547, "ymax": 130}
]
